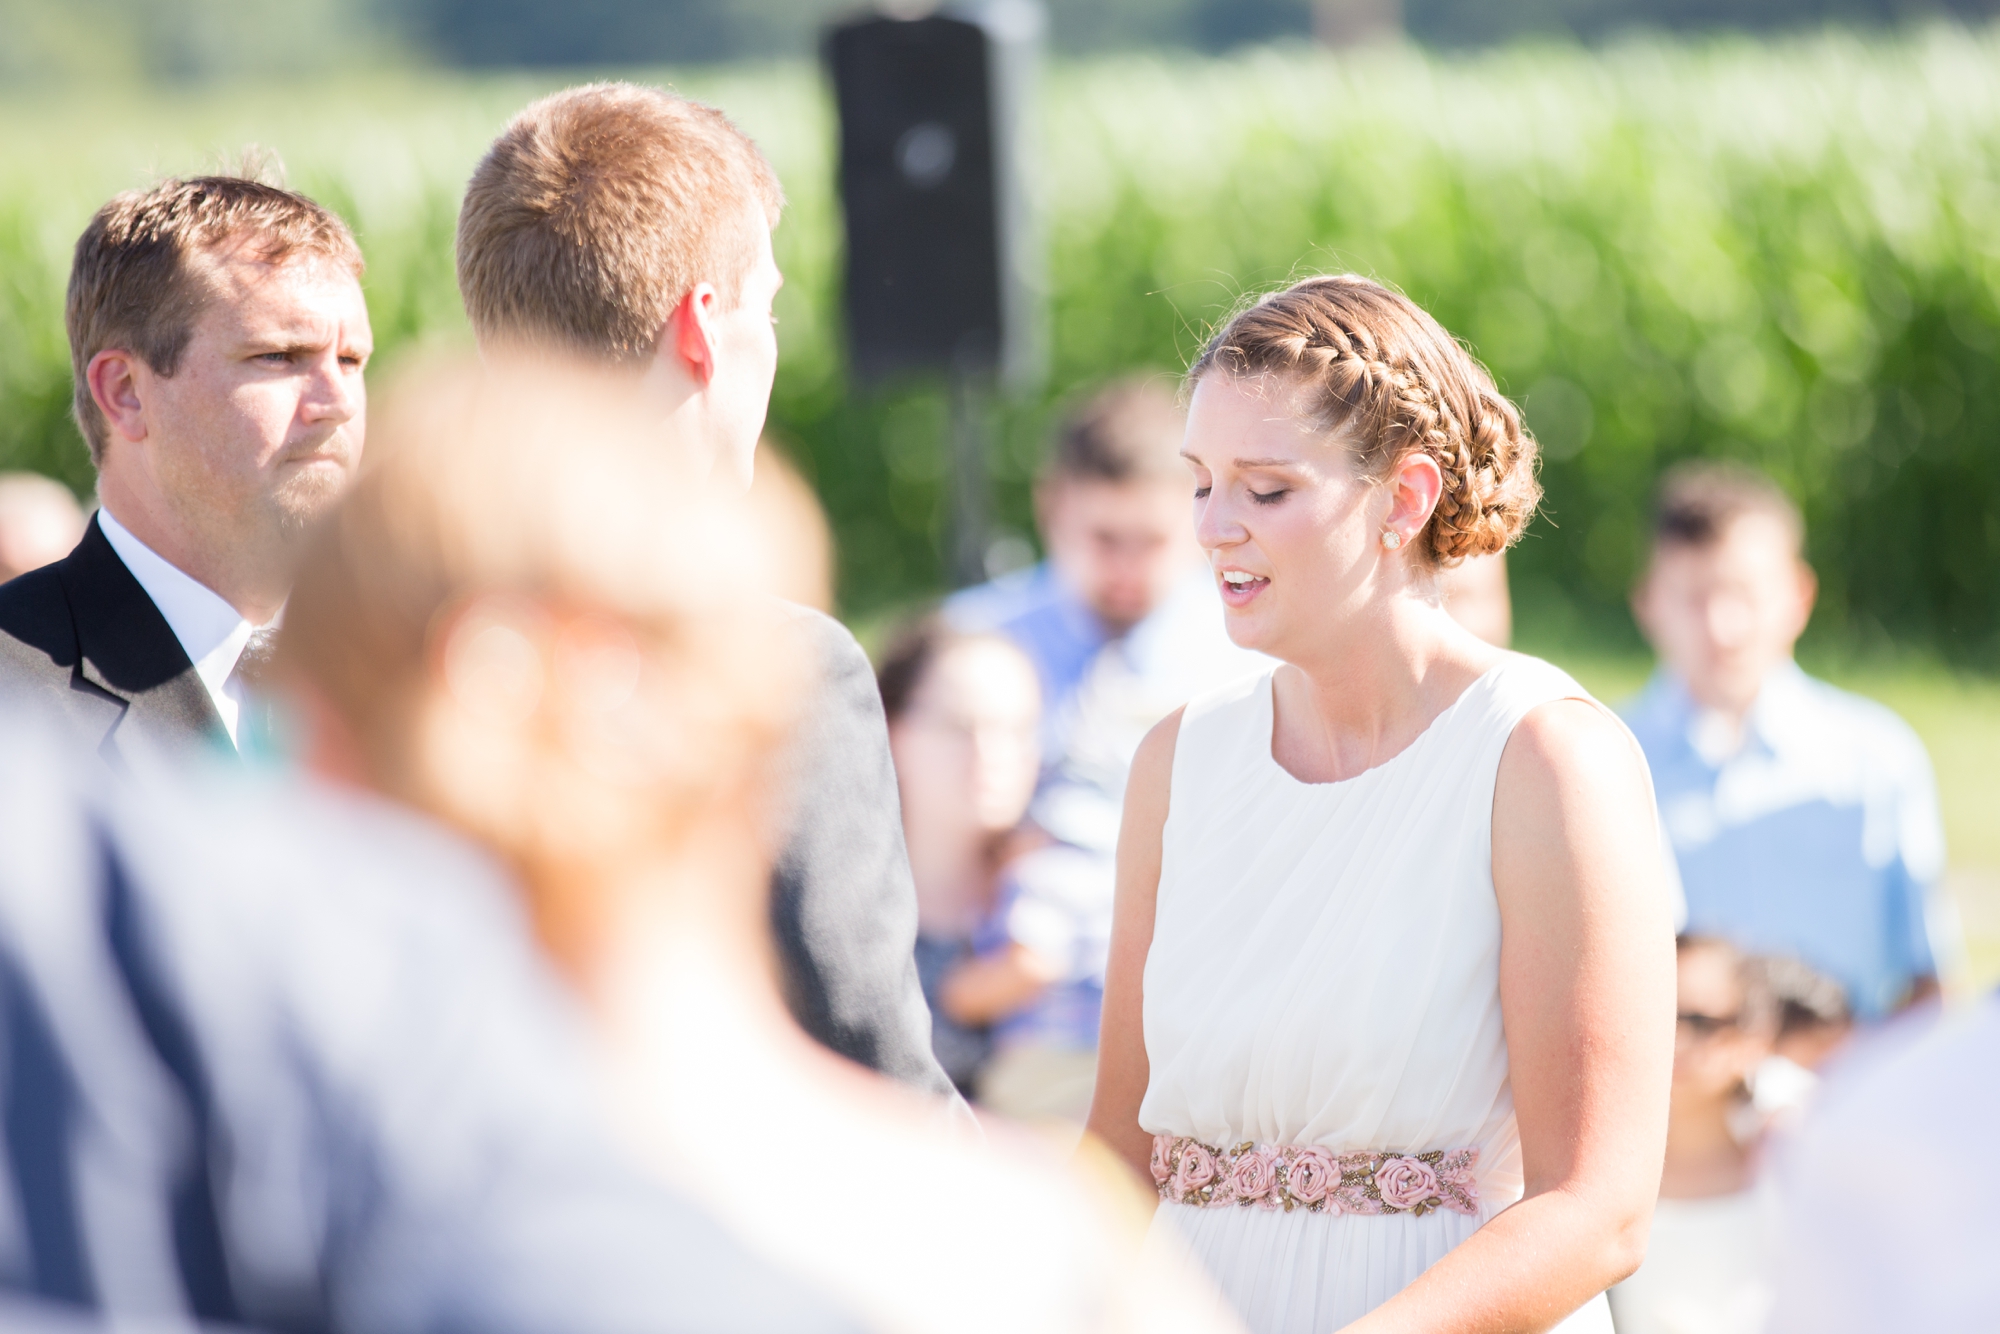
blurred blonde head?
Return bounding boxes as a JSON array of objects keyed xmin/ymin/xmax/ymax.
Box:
[{"xmin": 278, "ymin": 354, "xmax": 825, "ymax": 974}]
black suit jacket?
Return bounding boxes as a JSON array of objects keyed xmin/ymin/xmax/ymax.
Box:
[
  {"xmin": 0, "ymin": 521, "xmax": 955, "ymax": 1100},
  {"xmin": 0, "ymin": 516, "xmax": 224, "ymax": 765}
]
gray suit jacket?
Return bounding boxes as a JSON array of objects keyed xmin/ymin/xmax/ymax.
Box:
[
  {"xmin": 768, "ymin": 607, "xmax": 953, "ymax": 1096},
  {"xmin": 0, "ymin": 522, "xmax": 954, "ymax": 1099}
]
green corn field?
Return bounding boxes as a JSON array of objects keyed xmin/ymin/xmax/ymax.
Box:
[{"xmin": 4, "ymin": 30, "xmax": 2000, "ymax": 649}]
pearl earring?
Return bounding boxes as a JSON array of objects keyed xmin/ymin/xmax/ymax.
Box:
[{"xmin": 1381, "ymin": 530, "xmax": 1403, "ymax": 551}]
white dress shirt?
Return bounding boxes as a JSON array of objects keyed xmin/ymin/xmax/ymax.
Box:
[{"xmin": 96, "ymin": 508, "xmax": 258, "ymax": 748}]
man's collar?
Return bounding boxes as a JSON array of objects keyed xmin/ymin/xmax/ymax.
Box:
[
  {"xmin": 58, "ymin": 517, "xmax": 198, "ymax": 695},
  {"xmin": 96, "ymin": 507, "xmax": 251, "ymax": 682},
  {"xmin": 52, "ymin": 516, "xmax": 227, "ymax": 750},
  {"xmin": 1740, "ymin": 659, "xmax": 1816, "ymax": 750},
  {"xmin": 1658, "ymin": 659, "xmax": 1812, "ymax": 766}
]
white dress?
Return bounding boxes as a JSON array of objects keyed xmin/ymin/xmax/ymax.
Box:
[{"xmin": 1141, "ymin": 656, "xmax": 1616, "ymax": 1333}]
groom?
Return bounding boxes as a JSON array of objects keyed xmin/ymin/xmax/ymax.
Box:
[{"xmin": 456, "ymin": 83, "xmax": 956, "ymax": 1101}]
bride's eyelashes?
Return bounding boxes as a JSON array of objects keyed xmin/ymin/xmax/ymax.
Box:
[{"xmin": 1192, "ymin": 484, "xmax": 1289, "ymax": 504}]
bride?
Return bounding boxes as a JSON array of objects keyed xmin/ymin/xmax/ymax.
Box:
[{"xmin": 1086, "ymin": 275, "xmax": 1675, "ymax": 1332}]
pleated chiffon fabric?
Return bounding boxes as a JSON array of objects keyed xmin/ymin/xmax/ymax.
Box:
[{"xmin": 1140, "ymin": 654, "xmax": 1616, "ymax": 1332}]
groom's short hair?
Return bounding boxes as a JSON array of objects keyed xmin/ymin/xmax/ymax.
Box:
[{"xmin": 457, "ymin": 82, "xmax": 784, "ymax": 364}]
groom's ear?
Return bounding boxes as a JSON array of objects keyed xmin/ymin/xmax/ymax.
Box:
[{"xmin": 658, "ymin": 282, "xmax": 722, "ymax": 387}]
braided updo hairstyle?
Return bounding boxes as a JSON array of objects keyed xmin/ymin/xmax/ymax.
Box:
[{"xmin": 1190, "ymin": 275, "xmax": 1542, "ymax": 564}]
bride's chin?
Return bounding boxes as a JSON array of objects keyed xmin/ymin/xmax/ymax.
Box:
[{"xmin": 1222, "ymin": 611, "xmax": 1276, "ymax": 654}]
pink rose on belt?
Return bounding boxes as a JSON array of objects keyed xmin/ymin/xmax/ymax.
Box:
[
  {"xmin": 1375, "ymin": 1156, "xmax": 1441, "ymax": 1210},
  {"xmin": 1227, "ymin": 1148, "xmax": 1279, "ymax": 1204},
  {"xmin": 1150, "ymin": 1136, "xmax": 1174, "ymax": 1186},
  {"xmin": 1287, "ymin": 1147, "xmax": 1339, "ymax": 1205},
  {"xmin": 1173, "ymin": 1141, "xmax": 1218, "ymax": 1197}
]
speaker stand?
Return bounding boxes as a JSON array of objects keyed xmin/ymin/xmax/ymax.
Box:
[{"xmin": 947, "ymin": 364, "xmax": 993, "ymax": 588}]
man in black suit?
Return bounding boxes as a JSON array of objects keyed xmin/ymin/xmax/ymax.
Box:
[
  {"xmin": 0, "ymin": 174, "xmax": 371, "ymax": 765},
  {"xmin": 457, "ymin": 85, "xmax": 957, "ymax": 1100}
]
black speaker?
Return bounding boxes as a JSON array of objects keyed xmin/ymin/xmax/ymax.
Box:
[{"xmin": 827, "ymin": 5, "xmax": 1040, "ymax": 386}]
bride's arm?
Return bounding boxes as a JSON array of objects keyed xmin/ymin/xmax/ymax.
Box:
[
  {"xmin": 1084, "ymin": 707, "xmax": 1183, "ymax": 1186},
  {"xmin": 1350, "ymin": 698, "xmax": 1675, "ymax": 1333}
]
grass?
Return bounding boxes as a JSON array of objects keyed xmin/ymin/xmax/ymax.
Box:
[{"xmin": 1523, "ymin": 637, "xmax": 2000, "ymax": 997}]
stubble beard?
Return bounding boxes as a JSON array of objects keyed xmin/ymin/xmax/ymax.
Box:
[{"xmin": 271, "ymin": 463, "xmax": 350, "ymax": 542}]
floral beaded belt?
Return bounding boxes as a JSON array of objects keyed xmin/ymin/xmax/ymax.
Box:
[{"xmin": 1151, "ymin": 1134, "xmax": 1480, "ymax": 1218}]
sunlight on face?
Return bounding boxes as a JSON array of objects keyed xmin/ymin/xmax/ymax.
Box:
[
  {"xmin": 146, "ymin": 244, "xmax": 371, "ymax": 547},
  {"xmin": 1180, "ymin": 373, "xmax": 1385, "ymax": 661}
]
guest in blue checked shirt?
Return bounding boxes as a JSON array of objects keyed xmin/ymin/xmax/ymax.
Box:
[
  {"xmin": 945, "ymin": 378, "xmax": 1204, "ymax": 765},
  {"xmin": 1623, "ymin": 462, "xmax": 1950, "ymax": 1022}
]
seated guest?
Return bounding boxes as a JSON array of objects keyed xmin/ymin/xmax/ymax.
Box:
[
  {"xmin": 0, "ymin": 473, "xmax": 87, "ymax": 584},
  {"xmin": 0, "ymin": 719, "xmax": 847, "ymax": 1331},
  {"xmin": 1761, "ymin": 952, "xmax": 1852, "ymax": 1074},
  {"xmin": 0, "ymin": 173, "xmax": 369, "ymax": 762},
  {"xmin": 945, "ymin": 840, "xmax": 1113, "ymax": 1130},
  {"xmin": 872, "ymin": 627, "xmax": 1116, "ymax": 1129},
  {"xmin": 457, "ymin": 82, "xmax": 951, "ymax": 1100},
  {"xmin": 1623, "ymin": 462, "xmax": 1949, "ymax": 1020},
  {"xmin": 276, "ymin": 359, "xmax": 1241, "ymax": 1334},
  {"xmin": 1609, "ymin": 936, "xmax": 1782, "ymax": 1334},
  {"xmin": 876, "ymin": 620, "xmax": 1043, "ymax": 1097}
]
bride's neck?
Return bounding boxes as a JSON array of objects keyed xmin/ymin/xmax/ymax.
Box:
[{"xmin": 1274, "ymin": 593, "xmax": 1495, "ymax": 781}]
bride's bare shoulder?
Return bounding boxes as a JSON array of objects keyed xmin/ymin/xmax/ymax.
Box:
[
  {"xmin": 1136, "ymin": 705, "xmax": 1186, "ymax": 770},
  {"xmin": 1492, "ymin": 695, "xmax": 1660, "ymax": 888},
  {"xmin": 1501, "ymin": 695, "xmax": 1643, "ymax": 793},
  {"xmin": 1126, "ymin": 706, "xmax": 1186, "ymax": 811}
]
